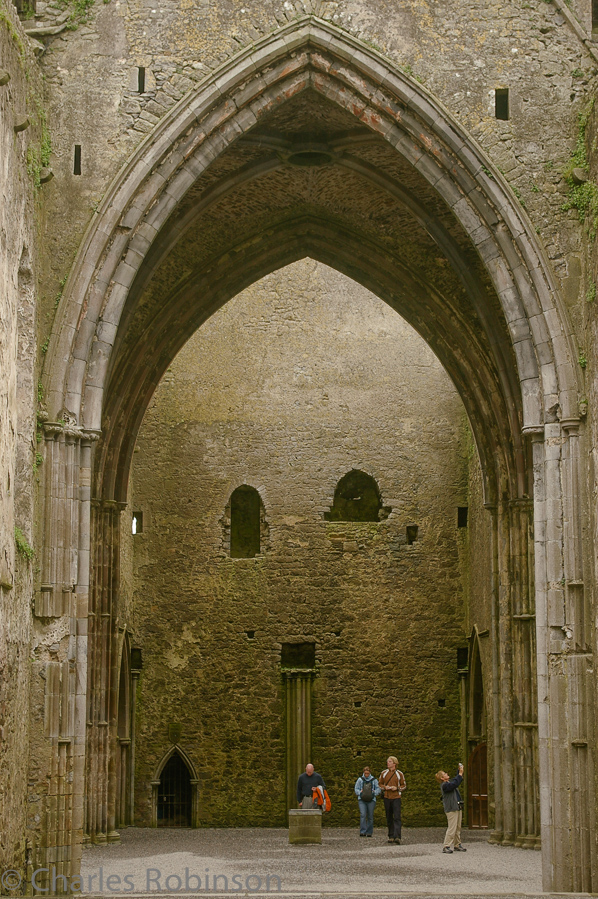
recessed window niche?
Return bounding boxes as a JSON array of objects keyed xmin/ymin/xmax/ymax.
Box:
[
  {"xmin": 406, "ymin": 525, "xmax": 418, "ymax": 545},
  {"xmin": 222, "ymin": 485, "xmax": 268, "ymax": 558},
  {"xmin": 325, "ymin": 470, "xmax": 390, "ymax": 522},
  {"xmin": 281, "ymin": 642, "xmax": 316, "ymax": 669},
  {"xmin": 495, "ymin": 88, "xmax": 509, "ymax": 121},
  {"xmin": 132, "ymin": 512, "xmax": 143, "ymax": 534}
]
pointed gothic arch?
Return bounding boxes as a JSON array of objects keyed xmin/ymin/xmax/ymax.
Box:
[
  {"xmin": 468, "ymin": 630, "xmax": 486, "ymax": 743},
  {"xmin": 151, "ymin": 746, "xmax": 198, "ymax": 828},
  {"xmin": 36, "ymin": 16, "xmax": 592, "ymax": 892}
]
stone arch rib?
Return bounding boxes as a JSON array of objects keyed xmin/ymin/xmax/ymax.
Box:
[
  {"xmin": 44, "ymin": 15, "xmax": 579, "ymax": 440},
  {"xmin": 96, "ymin": 218, "xmax": 513, "ymax": 506}
]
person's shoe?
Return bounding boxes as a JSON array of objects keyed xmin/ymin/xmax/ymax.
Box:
[
  {"xmin": 366, "ymin": 834, "xmax": 372, "ymax": 837},
  {"xmin": 387, "ymin": 838, "xmax": 394, "ymax": 843},
  {"xmin": 442, "ymin": 847, "xmax": 453, "ymax": 854},
  {"xmin": 394, "ymin": 838, "xmax": 401, "ymax": 844},
  {"xmin": 454, "ymin": 844, "xmax": 467, "ymax": 851},
  {"xmin": 360, "ymin": 833, "xmax": 366, "ymax": 837}
]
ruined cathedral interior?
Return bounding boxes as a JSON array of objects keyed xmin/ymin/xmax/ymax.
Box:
[{"xmin": 2, "ymin": 0, "xmax": 598, "ymax": 892}]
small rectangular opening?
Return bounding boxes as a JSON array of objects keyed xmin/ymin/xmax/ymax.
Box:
[
  {"xmin": 73, "ymin": 144, "xmax": 82, "ymax": 175},
  {"xmin": 495, "ymin": 88, "xmax": 509, "ymax": 121},
  {"xmin": 281, "ymin": 642, "xmax": 315, "ymax": 669},
  {"xmin": 132, "ymin": 511, "xmax": 143, "ymax": 534},
  {"xmin": 457, "ymin": 647, "xmax": 469, "ymax": 670},
  {"xmin": 138, "ymin": 66, "xmax": 146, "ymax": 93},
  {"xmin": 593, "ymin": 0, "xmax": 598, "ymax": 31},
  {"xmin": 131, "ymin": 647, "xmax": 143, "ymax": 669},
  {"xmin": 457, "ymin": 507, "xmax": 468, "ymax": 528},
  {"xmin": 406, "ymin": 525, "xmax": 418, "ymax": 545}
]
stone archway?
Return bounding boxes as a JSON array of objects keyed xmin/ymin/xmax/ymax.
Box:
[{"xmin": 37, "ymin": 16, "xmax": 592, "ymax": 893}]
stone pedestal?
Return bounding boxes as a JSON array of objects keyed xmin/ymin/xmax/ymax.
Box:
[{"xmin": 288, "ymin": 809, "xmax": 322, "ymax": 844}]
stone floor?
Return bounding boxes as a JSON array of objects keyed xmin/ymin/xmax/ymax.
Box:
[{"xmin": 80, "ymin": 827, "xmax": 559, "ymax": 898}]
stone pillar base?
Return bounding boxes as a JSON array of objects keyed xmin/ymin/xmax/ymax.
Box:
[{"xmin": 288, "ymin": 809, "xmax": 322, "ymax": 844}]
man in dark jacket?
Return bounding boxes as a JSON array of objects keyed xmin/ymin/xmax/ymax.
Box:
[
  {"xmin": 435, "ymin": 763, "xmax": 467, "ymax": 854},
  {"xmin": 297, "ymin": 763, "xmax": 325, "ymax": 809}
]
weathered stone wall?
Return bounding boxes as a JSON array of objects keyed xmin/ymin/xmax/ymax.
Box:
[
  {"xmin": 27, "ymin": 0, "xmax": 598, "ymax": 351},
  {"xmin": 0, "ymin": 0, "xmax": 596, "ymax": 881},
  {"xmin": 0, "ymin": 0, "xmax": 40, "ymax": 878},
  {"xmin": 125, "ymin": 260, "xmax": 474, "ymax": 828}
]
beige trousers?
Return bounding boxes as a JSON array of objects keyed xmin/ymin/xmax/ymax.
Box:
[{"xmin": 443, "ymin": 809, "xmax": 462, "ymax": 848}]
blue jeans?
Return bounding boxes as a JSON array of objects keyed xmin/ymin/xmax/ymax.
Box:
[{"xmin": 358, "ymin": 799, "xmax": 375, "ymax": 835}]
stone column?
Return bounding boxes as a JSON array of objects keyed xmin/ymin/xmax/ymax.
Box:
[
  {"xmin": 85, "ymin": 499, "xmax": 123, "ymax": 845},
  {"xmin": 509, "ymin": 497, "xmax": 540, "ymax": 849},
  {"xmin": 560, "ymin": 420, "xmax": 595, "ymax": 892},
  {"xmin": 32, "ymin": 423, "xmax": 97, "ymax": 887},
  {"xmin": 284, "ymin": 671, "xmax": 313, "ymax": 812},
  {"xmin": 497, "ymin": 500, "xmax": 515, "ymax": 845},
  {"xmin": 129, "ymin": 668, "xmax": 140, "ymax": 824},
  {"xmin": 72, "ymin": 432, "xmax": 98, "ymax": 874},
  {"xmin": 531, "ymin": 421, "xmax": 597, "ymax": 892},
  {"xmin": 486, "ymin": 503, "xmax": 503, "ymax": 844}
]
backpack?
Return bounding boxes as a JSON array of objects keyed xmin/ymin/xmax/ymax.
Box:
[{"xmin": 361, "ymin": 780, "xmax": 374, "ymax": 802}]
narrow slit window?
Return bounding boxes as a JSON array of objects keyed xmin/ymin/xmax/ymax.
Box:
[
  {"xmin": 230, "ymin": 485, "xmax": 261, "ymax": 558},
  {"xmin": 457, "ymin": 506, "xmax": 469, "ymax": 528},
  {"xmin": 132, "ymin": 512, "xmax": 143, "ymax": 534},
  {"xmin": 73, "ymin": 145, "xmax": 82, "ymax": 175},
  {"xmin": 593, "ymin": 0, "xmax": 598, "ymax": 32},
  {"xmin": 495, "ymin": 88, "xmax": 509, "ymax": 121},
  {"xmin": 406, "ymin": 525, "xmax": 418, "ymax": 545},
  {"xmin": 138, "ymin": 66, "xmax": 146, "ymax": 93}
]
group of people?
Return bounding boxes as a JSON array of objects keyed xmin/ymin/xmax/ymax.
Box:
[{"xmin": 296, "ymin": 759, "xmax": 467, "ymax": 853}]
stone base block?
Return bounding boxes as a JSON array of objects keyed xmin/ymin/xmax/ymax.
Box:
[{"xmin": 288, "ymin": 809, "xmax": 322, "ymax": 844}]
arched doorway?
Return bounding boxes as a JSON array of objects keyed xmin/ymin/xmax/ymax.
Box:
[
  {"xmin": 38, "ymin": 16, "xmax": 590, "ymax": 892},
  {"xmin": 156, "ymin": 752, "xmax": 193, "ymax": 828},
  {"xmin": 468, "ymin": 742, "xmax": 488, "ymax": 830}
]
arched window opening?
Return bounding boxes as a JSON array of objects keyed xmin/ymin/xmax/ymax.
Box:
[
  {"xmin": 157, "ymin": 752, "xmax": 192, "ymax": 827},
  {"xmin": 325, "ymin": 470, "xmax": 389, "ymax": 522},
  {"xmin": 230, "ymin": 485, "xmax": 261, "ymax": 558}
]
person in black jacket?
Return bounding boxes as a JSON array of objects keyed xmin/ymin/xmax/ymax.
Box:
[
  {"xmin": 297, "ymin": 763, "xmax": 325, "ymax": 808},
  {"xmin": 435, "ymin": 763, "xmax": 467, "ymax": 854}
]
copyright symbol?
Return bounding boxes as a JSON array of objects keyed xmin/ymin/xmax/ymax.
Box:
[{"xmin": 1, "ymin": 870, "xmax": 22, "ymax": 891}]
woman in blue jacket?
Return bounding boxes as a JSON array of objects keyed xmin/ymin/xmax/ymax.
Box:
[{"xmin": 354, "ymin": 766, "xmax": 380, "ymax": 836}]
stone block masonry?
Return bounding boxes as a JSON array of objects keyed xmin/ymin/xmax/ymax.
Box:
[
  {"xmin": 125, "ymin": 260, "xmax": 471, "ymax": 829},
  {"xmin": 0, "ymin": 0, "xmax": 41, "ymax": 883}
]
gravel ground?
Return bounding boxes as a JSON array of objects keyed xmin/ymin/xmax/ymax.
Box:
[{"xmin": 79, "ymin": 827, "xmax": 552, "ymax": 897}]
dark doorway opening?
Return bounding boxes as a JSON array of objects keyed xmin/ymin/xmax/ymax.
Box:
[
  {"xmin": 157, "ymin": 752, "xmax": 192, "ymax": 826},
  {"xmin": 468, "ymin": 742, "xmax": 488, "ymax": 828}
]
